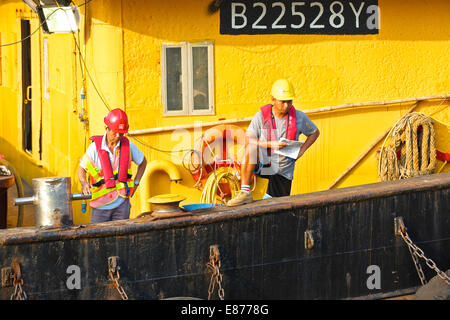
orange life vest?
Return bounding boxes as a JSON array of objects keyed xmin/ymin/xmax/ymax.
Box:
[
  {"xmin": 260, "ymin": 104, "xmax": 297, "ymax": 156},
  {"xmin": 85, "ymin": 136, "xmax": 135, "ymax": 208}
]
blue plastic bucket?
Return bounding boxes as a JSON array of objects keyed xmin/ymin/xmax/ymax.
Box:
[{"xmin": 182, "ymin": 203, "xmax": 214, "ymax": 211}]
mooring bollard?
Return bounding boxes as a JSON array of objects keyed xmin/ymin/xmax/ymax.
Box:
[{"xmin": 14, "ymin": 177, "xmax": 91, "ymax": 229}]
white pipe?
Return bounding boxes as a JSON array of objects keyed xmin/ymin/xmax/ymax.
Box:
[{"xmin": 128, "ymin": 95, "xmax": 449, "ymax": 136}]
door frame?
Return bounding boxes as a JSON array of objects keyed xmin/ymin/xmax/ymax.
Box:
[{"xmin": 18, "ymin": 13, "xmax": 42, "ymax": 165}]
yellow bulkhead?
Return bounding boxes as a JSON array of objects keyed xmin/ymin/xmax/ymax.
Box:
[{"xmin": 0, "ymin": 0, "xmax": 448, "ymax": 224}]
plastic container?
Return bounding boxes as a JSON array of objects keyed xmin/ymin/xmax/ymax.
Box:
[{"xmin": 182, "ymin": 203, "xmax": 214, "ymax": 211}]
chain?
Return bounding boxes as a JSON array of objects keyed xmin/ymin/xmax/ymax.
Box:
[
  {"xmin": 406, "ymin": 243, "xmax": 427, "ymax": 285},
  {"xmin": 108, "ymin": 268, "xmax": 129, "ymax": 300},
  {"xmin": 398, "ymin": 222, "xmax": 450, "ymax": 286},
  {"xmin": 10, "ymin": 262, "xmax": 27, "ymax": 300},
  {"xmin": 10, "ymin": 278, "xmax": 27, "ymax": 300},
  {"xmin": 108, "ymin": 257, "xmax": 129, "ymax": 300},
  {"xmin": 206, "ymin": 245, "xmax": 225, "ymax": 300}
]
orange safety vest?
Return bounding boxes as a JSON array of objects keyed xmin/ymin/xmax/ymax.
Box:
[{"xmin": 85, "ymin": 136, "xmax": 135, "ymax": 208}]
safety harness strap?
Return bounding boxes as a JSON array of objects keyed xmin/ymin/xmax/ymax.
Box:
[
  {"xmin": 260, "ymin": 104, "xmax": 297, "ymax": 156},
  {"xmin": 90, "ymin": 136, "xmax": 131, "ymax": 188}
]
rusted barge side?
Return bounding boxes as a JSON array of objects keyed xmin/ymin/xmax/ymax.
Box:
[{"xmin": 1, "ymin": 172, "xmax": 449, "ymax": 300}]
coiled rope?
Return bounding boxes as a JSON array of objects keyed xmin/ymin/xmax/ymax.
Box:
[
  {"xmin": 378, "ymin": 112, "xmax": 436, "ymax": 181},
  {"xmin": 200, "ymin": 167, "xmax": 240, "ymax": 205}
]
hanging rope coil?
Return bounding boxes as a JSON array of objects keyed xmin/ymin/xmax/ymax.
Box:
[{"xmin": 378, "ymin": 113, "xmax": 436, "ymax": 181}]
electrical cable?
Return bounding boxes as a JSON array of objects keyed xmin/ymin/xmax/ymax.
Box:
[
  {"xmin": 8, "ymin": 0, "xmax": 196, "ymax": 156},
  {"xmin": 71, "ymin": 27, "xmax": 195, "ymax": 154},
  {"xmin": 0, "ymin": 0, "xmax": 93, "ymax": 47},
  {"xmin": 0, "ymin": 9, "xmax": 59, "ymax": 47},
  {"xmin": 0, "ymin": 24, "xmax": 41, "ymax": 47},
  {"xmin": 76, "ymin": 0, "xmax": 93, "ymax": 7},
  {"xmin": 68, "ymin": 13, "xmax": 196, "ymax": 155}
]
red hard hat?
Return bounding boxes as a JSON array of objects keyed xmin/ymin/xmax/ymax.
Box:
[{"xmin": 104, "ymin": 108, "xmax": 129, "ymax": 133}]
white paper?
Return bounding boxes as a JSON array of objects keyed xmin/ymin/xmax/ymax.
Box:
[{"xmin": 274, "ymin": 138, "xmax": 304, "ymax": 159}]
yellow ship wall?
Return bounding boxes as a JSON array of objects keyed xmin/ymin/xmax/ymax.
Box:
[{"xmin": 0, "ymin": 0, "xmax": 448, "ymax": 224}]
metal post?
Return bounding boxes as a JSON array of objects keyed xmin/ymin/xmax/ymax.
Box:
[{"xmin": 13, "ymin": 177, "xmax": 93, "ymax": 229}]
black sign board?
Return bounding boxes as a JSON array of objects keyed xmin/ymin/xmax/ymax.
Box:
[{"xmin": 220, "ymin": 0, "xmax": 379, "ymax": 35}]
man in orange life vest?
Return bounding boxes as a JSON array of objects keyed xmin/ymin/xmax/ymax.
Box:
[
  {"xmin": 77, "ymin": 108, "xmax": 147, "ymax": 223},
  {"xmin": 227, "ymin": 79, "xmax": 320, "ymax": 206}
]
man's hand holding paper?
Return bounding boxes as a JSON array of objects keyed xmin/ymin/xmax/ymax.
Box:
[{"xmin": 274, "ymin": 138, "xmax": 304, "ymax": 159}]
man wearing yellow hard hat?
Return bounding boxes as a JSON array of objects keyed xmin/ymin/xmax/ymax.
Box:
[{"xmin": 227, "ymin": 79, "xmax": 320, "ymax": 206}]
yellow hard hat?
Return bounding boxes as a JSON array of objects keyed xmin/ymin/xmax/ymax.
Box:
[{"xmin": 271, "ymin": 79, "xmax": 295, "ymax": 101}]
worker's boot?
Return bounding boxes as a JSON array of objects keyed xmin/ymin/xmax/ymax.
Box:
[{"xmin": 226, "ymin": 191, "xmax": 253, "ymax": 207}]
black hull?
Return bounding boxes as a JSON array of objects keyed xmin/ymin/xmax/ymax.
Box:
[{"xmin": 1, "ymin": 173, "xmax": 449, "ymax": 300}]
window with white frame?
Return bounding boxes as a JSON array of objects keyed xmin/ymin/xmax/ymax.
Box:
[{"xmin": 161, "ymin": 42, "xmax": 214, "ymax": 116}]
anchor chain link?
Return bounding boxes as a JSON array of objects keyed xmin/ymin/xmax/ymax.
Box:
[
  {"xmin": 206, "ymin": 245, "xmax": 225, "ymax": 300},
  {"xmin": 10, "ymin": 262, "xmax": 27, "ymax": 300},
  {"xmin": 397, "ymin": 218, "xmax": 450, "ymax": 286},
  {"xmin": 108, "ymin": 257, "xmax": 129, "ymax": 300},
  {"xmin": 406, "ymin": 243, "xmax": 427, "ymax": 286},
  {"xmin": 10, "ymin": 277, "xmax": 27, "ymax": 300}
]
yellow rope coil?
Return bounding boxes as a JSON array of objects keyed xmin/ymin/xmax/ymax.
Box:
[
  {"xmin": 200, "ymin": 167, "xmax": 240, "ymax": 205},
  {"xmin": 378, "ymin": 112, "xmax": 436, "ymax": 181}
]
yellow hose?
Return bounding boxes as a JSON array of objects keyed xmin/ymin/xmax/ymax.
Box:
[{"xmin": 200, "ymin": 167, "xmax": 240, "ymax": 205}]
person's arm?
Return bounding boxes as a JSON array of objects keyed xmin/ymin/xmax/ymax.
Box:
[
  {"xmin": 77, "ymin": 165, "xmax": 92, "ymax": 195},
  {"xmin": 246, "ymin": 130, "xmax": 287, "ymax": 150},
  {"xmin": 297, "ymin": 129, "xmax": 320, "ymax": 159},
  {"xmin": 246, "ymin": 112, "xmax": 288, "ymax": 151},
  {"xmin": 134, "ymin": 156, "xmax": 147, "ymax": 185},
  {"xmin": 131, "ymin": 156, "xmax": 147, "ymax": 197},
  {"xmin": 258, "ymin": 140, "xmax": 287, "ymax": 150}
]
